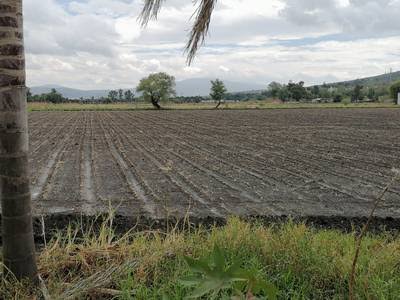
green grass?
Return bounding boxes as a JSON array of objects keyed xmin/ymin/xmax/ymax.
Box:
[
  {"xmin": 2, "ymin": 216, "xmax": 399, "ymax": 299},
  {"xmin": 27, "ymin": 101, "xmax": 399, "ymax": 111}
]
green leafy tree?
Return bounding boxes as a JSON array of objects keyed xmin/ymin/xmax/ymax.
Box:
[
  {"xmin": 319, "ymin": 87, "xmax": 331, "ymax": 98},
  {"xmin": 278, "ymin": 85, "xmax": 289, "ymax": 102},
  {"xmin": 45, "ymin": 88, "xmax": 64, "ymax": 104},
  {"xmin": 210, "ymin": 78, "xmax": 227, "ymax": 109},
  {"xmin": 118, "ymin": 89, "xmax": 124, "ymax": 101},
  {"xmin": 287, "ymin": 81, "xmax": 307, "ymax": 101},
  {"xmin": 108, "ymin": 90, "xmax": 118, "ymax": 103},
  {"xmin": 367, "ymin": 87, "xmax": 377, "ymax": 102},
  {"xmin": 268, "ymin": 81, "xmax": 282, "ymax": 98},
  {"xmin": 389, "ymin": 81, "xmax": 400, "ymax": 103},
  {"xmin": 124, "ymin": 89, "xmax": 135, "ymax": 102},
  {"xmin": 0, "ymin": 0, "xmax": 38, "ymax": 281},
  {"xmin": 311, "ymin": 85, "xmax": 320, "ymax": 98},
  {"xmin": 136, "ymin": 72, "xmax": 176, "ymax": 109},
  {"xmin": 351, "ymin": 84, "xmax": 364, "ymax": 102}
]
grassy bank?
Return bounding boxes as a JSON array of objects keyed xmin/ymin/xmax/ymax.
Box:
[
  {"xmin": 28, "ymin": 101, "xmax": 399, "ymax": 111},
  {"xmin": 2, "ymin": 217, "xmax": 399, "ymax": 299}
]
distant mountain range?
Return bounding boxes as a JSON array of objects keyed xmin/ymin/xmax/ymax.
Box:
[
  {"xmin": 30, "ymin": 71, "xmax": 400, "ymax": 99},
  {"xmin": 30, "ymin": 84, "xmax": 108, "ymax": 99},
  {"xmin": 30, "ymin": 78, "xmax": 266, "ymax": 98}
]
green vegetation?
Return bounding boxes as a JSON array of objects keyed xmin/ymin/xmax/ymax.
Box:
[
  {"xmin": 223, "ymin": 72, "xmax": 400, "ymax": 103},
  {"xmin": 27, "ymin": 88, "xmax": 65, "ymax": 103},
  {"xmin": 136, "ymin": 72, "xmax": 176, "ymax": 109},
  {"xmin": 108, "ymin": 90, "xmax": 118, "ymax": 102},
  {"xmin": 180, "ymin": 245, "xmax": 277, "ymax": 299},
  {"xmin": 351, "ymin": 84, "xmax": 364, "ymax": 102},
  {"xmin": 210, "ymin": 78, "xmax": 227, "ymax": 109},
  {"xmin": 3, "ymin": 217, "xmax": 399, "ymax": 299},
  {"xmin": 389, "ymin": 81, "xmax": 400, "ymax": 102}
]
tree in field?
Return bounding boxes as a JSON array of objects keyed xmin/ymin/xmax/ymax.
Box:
[
  {"xmin": 311, "ymin": 85, "xmax": 320, "ymax": 98},
  {"xmin": 367, "ymin": 87, "xmax": 377, "ymax": 102},
  {"xmin": 124, "ymin": 89, "xmax": 134, "ymax": 102},
  {"xmin": 351, "ymin": 84, "xmax": 364, "ymax": 102},
  {"xmin": 0, "ymin": 0, "xmax": 38, "ymax": 281},
  {"xmin": 136, "ymin": 72, "xmax": 175, "ymax": 109},
  {"xmin": 45, "ymin": 88, "xmax": 64, "ymax": 104},
  {"xmin": 287, "ymin": 81, "xmax": 307, "ymax": 101},
  {"xmin": 118, "ymin": 89, "xmax": 124, "ymax": 101},
  {"xmin": 268, "ymin": 81, "xmax": 282, "ymax": 99},
  {"xmin": 278, "ymin": 85, "xmax": 289, "ymax": 102},
  {"xmin": 210, "ymin": 79, "xmax": 227, "ymax": 109},
  {"xmin": 389, "ymin": 81, "xmax": 400, "ymax": 103},
  {"xmin": 108, "ymin": 90, "xmax": 118, "ymax": 103}
]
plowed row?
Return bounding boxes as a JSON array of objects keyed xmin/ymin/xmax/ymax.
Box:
[{"xmin": 28, "ymin": 109, "xmax": 400, "ymax": 219}]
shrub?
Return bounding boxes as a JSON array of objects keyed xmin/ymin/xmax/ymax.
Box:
[{"xmin": 389, "ymin": 81, "xmax": 400, "ymax": 103}]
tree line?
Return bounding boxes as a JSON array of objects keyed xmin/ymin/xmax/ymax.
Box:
[
  {"xmin": 28, "ymin": 73, "xmax": 400, "ymax": 106},
  {"xmin": 265, "ymin": 81, "xmax": 391, "ymax": 103},
  {"xmin": 27, "ymin": 88, "xmax": 137, "ymax": 104}
]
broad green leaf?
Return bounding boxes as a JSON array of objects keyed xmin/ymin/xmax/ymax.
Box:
[
  {"xmin": 179, "ymin": 275, "xmax": 203, "ymax": 286},
  {"xmin": 184, "ymin": 256, "xmax": 211, "ymax": 274},
  {"xmin": 185, "ymin": 279, "xmax": 225, "ymax": 299},
  {"xmin": 226, "ymin": 261, "xmax": 248, "ymax": 281},
  {"xmin": 212, "ymin": 245, "xmax": 225, "ymax": 271}
]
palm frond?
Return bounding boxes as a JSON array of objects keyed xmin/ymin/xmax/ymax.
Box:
[
  {"xmin": 139, "ymin": 0, "xmax": 217, "ymax": 65},
  {"xmin": 185, "ymin": 0, "xmax": 217, "ymax": 64},
  {"xmin": 138, "ymin": 0, "xmax": 165, "ymax": 27}
]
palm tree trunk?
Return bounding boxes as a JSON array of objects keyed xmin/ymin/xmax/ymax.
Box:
[{"xmin": 0, "ymin": 0, "xmax": 38, "ymax": 281}]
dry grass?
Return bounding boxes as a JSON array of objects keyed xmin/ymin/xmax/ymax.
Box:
[{"xmin": 1, "ymin": 214, "xmax": 399, "ymax": 299}]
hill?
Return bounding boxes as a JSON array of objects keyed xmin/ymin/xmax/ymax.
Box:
[
  {"xmin": 30, "ymin": 85, "xmax": 109, "ymax": 99},
  {"xmin": 322, "ymin": 71, "xmax": 400, "ymax": 88}
]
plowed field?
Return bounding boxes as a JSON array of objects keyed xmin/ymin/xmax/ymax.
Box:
[{"xmin": 28, "ymin": 109, "xmax": 400, "ymax": 220}]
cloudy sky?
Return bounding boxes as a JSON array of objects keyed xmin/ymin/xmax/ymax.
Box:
[{"xmin": 24, "ymin": 0, "xmax": 400, "ymax": 89}]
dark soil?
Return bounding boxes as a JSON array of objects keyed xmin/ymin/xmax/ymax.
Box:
[{"xmin": 25, "ymin": 109, "xmax": 400, "ymax": 233}]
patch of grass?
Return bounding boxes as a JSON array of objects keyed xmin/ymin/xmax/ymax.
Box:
[
  {"xmin": 27, "ymin": 101, "xmax": 400, "ymax": 111},
  {"xmin": 1, "ymin": 217, "xmax": 399, "ymax": 299}
]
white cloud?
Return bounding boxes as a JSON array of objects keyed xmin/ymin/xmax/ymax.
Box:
[
  {"xmin": 23, "ymin": 0, "xmax": 400, "ymax": 89},
  {"xmin": 115, "ymin": 17, "xmax": 142, "ymax": 43},
  {"xmin": 183, "ymin": 66, "xmax": 203, "ymax": 74},
  {"xmin": 219, "ymin": 65, "xmax": 230, "ymax": 72}
]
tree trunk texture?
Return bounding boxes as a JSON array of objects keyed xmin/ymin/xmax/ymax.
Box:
[
  {"xmin": 215, "ymin": 100, "xmax": 221, "ymax": 109},
  {"xmin": 0, "ymin": 0, "xmax": 38, "ymax": 281},
  {"xmin": 151, "ymin": 95, "xmax": 161, "ymax": 109}
]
